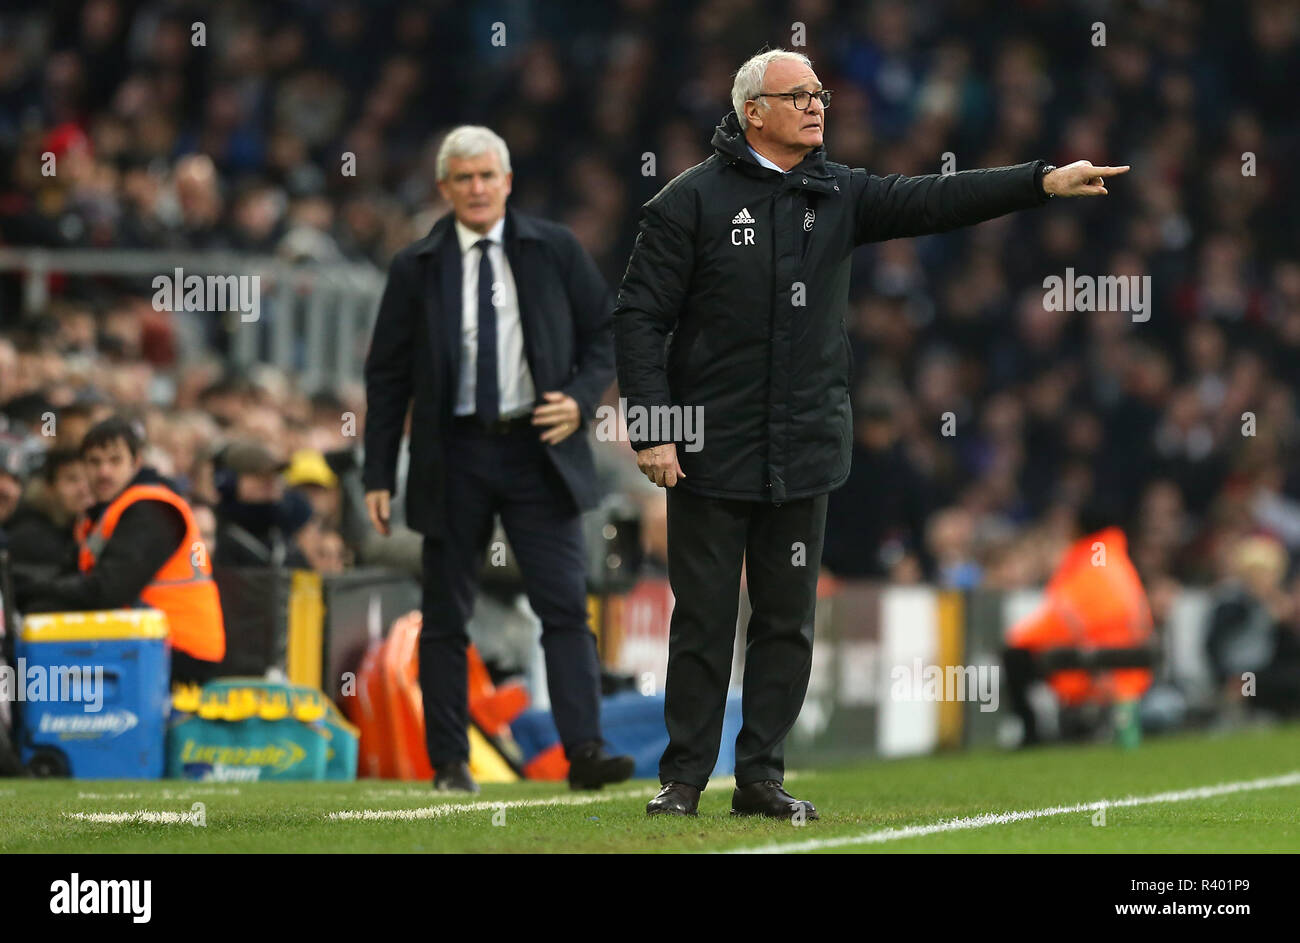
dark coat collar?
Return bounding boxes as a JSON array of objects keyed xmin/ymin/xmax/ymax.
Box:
[
  {"xmin": 415, "ymin": 207, "xmax": 545, "ymax": 256},
  {"xmin": 710, "ymin": 110, "xmax": 837, "ymax": 192}
]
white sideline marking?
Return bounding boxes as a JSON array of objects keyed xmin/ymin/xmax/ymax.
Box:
[
  {"xmin": 61, "ymin": 776, "xmax": 750, "ymax": 825},
  {"xmin": 355, "ymin": 788, "xmax": 441, "ymax": 799},
  {"xmin": 328, "ymin": 785, "xmax": 660, "ymax": 821},
  {"xmin": 726, "ymin": 770, "xmax": 1300, "ymax": 854},
  {"xmin": 64, "ymin": 788, "xmax": 665, "ymax": 825},
  {"xmin": 65, "ymin": 811, "xmax": 199, "ymax": 825},
  {"xmin": 76, "ymin": 788, "xmax": 241, "ymax": 800},
  {"xmin": 328, "ymin": 775, "xmax": 738, "ymax": 821}
]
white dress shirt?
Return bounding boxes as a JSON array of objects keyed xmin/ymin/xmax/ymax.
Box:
[
  {"xmin": 747, "ymin": 142, "xmax": 786, "ymax": 173},
  {"xmin": 453, "ymin": 217, "xmax": 536, "ymax": 418}
]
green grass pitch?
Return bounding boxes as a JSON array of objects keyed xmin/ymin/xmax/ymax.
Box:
[{"xmin": 2, "ymin": 723, "xmax": 1297, "ymax": 853}]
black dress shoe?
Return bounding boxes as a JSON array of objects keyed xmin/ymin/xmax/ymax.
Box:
[
  {"xmin": 646, "ymin": 781, "xmax": 700, "ymax": 816},
  {"xmin": 731, "ymin": 780, "xmax": 818, "ymax": 820},
  {"xmin": 567, "ymin": 742, "xmax": 636, "ymax": 790},
  {"xmin": 432, "ymin": 761, "xmax": 480, "ymax": 794}
]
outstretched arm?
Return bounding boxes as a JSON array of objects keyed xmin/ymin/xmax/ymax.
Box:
[{"xmin": 853, "ymin": 159, "xmax": 1129, "ymax": 244}]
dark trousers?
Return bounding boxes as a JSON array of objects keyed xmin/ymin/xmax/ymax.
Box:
[
  {"xmin": 419, "ymin": 420, "xmax": 602, "ymax": 768},
  {"xmin": 660, "ymin": 487, "xmax": 827, "ymax": 789},
  {"xmin": 1002, "ymin": 647, "xmax": 1040, "ymax": 744}
]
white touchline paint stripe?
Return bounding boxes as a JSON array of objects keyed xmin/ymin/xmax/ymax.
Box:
[
  {"xmin": 356, "ymin": 788, "xmax": 443, "ymax": 798},
  {"xmin": 76, "ymin": 787, "xmax": 241, "ymax": 800},
  {"xmin": 64, "ymin": 794, "xmax": 659, "ymax": 826},
  {"xmin": 725, "ymin": 770, "xmax": 1300, "ymax": 854},
  {"xmin": 63, "ymin": 786, "xmax": 666, "ymax": 825},
  {"xmin": 329, "ymin": 775, "xmax": 739, "ymax": 821},
  {"xmin": 328, "ymin": 786, "xmax": 660, "ymax": 821},
  {"xmin": 65, "ymin": 811, "xmax": 200, "ymax": 825},
  {"xmin": 62, "ymin": 776, "xmax": 748, "ymax": 825}
]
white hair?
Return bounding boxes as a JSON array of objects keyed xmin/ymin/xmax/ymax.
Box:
[
  {"xmin": 731, "ymin": 49, "xmax": 813, "ymax": 130},
  {"xmin": 435, "ymin": 125, "xmax": 512, "ymax": 181}
]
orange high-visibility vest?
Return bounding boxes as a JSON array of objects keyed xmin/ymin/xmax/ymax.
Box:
[
  {"xmin": 76, "ymin": 484, "xmax": 226, "ymax": 662},
  {"xmin": 1007, "ymin": 527, "xmax": 1153, "ymax": 704}
]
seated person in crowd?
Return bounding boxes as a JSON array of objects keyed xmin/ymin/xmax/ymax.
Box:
[
  {"xmin": 23, "ymin": 417, "xmax": 225, "ymax": 684},
  {"xmin": 0, "ymin": 438, "xmax": 23, "ymax": 530},
  {"xmin": 1206, "ymin": 535, "xmax": 1300, "ymax": 720},
  {"xmin": 6, "ymin": 447, "xmax": 91, "ymax": 610},
  {"xmin": 213, "ymin": 441, "xmax": 312, "ymax": 569}
]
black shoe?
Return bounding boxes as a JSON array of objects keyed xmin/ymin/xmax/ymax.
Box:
[
  {"xmin": 731, "ymin": 780, "xmax": 818, "ymax": 820},
  {"xmin": 432, "ymin": 761, "xmax": 480, "ymax": 794},
  {"xmin": 567, "ymin": 742, "xmax": 635, "ymax": 790},
  {"xmin": 646, "ymin": 781, "xmax": 700, "ymax": 816}
]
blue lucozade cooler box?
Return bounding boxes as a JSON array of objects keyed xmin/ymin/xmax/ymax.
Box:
[
  {"xmin": 16, "ymin": 610, "xmax": 170, "ymax": 778},
  {"xmin": 512, "ymin": 690, "xmax": 743, "ymax": 780}
]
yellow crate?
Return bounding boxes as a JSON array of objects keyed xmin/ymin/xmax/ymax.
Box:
[{"xmin": 21, "ymin": 609, "xmax": 169, "ymax": 642}]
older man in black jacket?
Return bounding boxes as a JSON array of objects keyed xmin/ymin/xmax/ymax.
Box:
[
  {"xmin": 616, "ymin": 49, "xmax": 1128, "ymax": 818},
  {"xmin": 363, "ymin": 125, "xmax": 633, "ymax": 793}
]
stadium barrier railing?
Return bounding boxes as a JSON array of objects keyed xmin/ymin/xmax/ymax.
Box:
[{"xmin": 0, "ymin": 247, "xmax": 385, "ymax": 388}]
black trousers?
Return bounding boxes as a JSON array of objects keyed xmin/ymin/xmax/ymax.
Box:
[
  {"xmin": 660, "ymin": 487, "xmax": 827, "ymax": 789},
  {"xmin": 419, "ymin": 420, "xmax": 602, "ymax": 768}
]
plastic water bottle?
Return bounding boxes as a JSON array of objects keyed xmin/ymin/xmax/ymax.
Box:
[{"xmin": 1114, "ymin": 698, "xmax": 1141, "ymax": 750}]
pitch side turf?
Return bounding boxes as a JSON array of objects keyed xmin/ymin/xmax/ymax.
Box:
[{"xmin": 2, "ymin": 723, "xmax": 1297, "ymax": 853}]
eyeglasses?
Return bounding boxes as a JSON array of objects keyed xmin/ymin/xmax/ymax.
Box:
[{"xmin": 756, "ymin": 89, "xmax": 833, "ymax": 111}]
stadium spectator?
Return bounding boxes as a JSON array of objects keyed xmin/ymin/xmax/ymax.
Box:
[
  {"xmin": 823, "ymin": 391, "xmax": 933, "ymax": 580},
  {"xmin": 5, "ymin": 447, "xmax": 91, "ymax": 610},
  {"xmin": 925, "ymin": 506, "xmax": 983, "ymax": 590},
  {"xmin": 296, "ymin": 515, "xmax": 350, "ymax": 575},
  {"xmin": 1206, "ymin": 535, "xmax": 1300, "ymax": 720},
  {"xmin": 284, "ymin": 448, "xmax": 340, "ymax": 523},
  {"xmin": 320, "ymin": 443, "xmax": 421, "ymax": 579},
  {"xmin": 53, "ymin": 400, "xmax": 113, "ymax": 450},
  {"xmin": 212, "ymin": 440, "xmax": 311, "ymax": 569},
  {"xmin": 0, "ymin": 439, "xmax": 24, "ymax": 528},
  {"xmin": 23, "ymin": 416, "xmax": 225, "ymax": 684}
]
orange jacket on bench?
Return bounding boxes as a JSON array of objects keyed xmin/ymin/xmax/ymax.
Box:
[{"xmin": 1007, "ymin": 526, "xmax": 1153, "ymax": 704}]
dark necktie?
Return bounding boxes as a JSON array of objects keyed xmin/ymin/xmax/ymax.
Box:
[{"xmin": 475, "ymin": 238, "xmax": 499, "ymax": 423}]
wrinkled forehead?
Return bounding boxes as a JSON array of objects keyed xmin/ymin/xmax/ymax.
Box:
[{"xmin": 762, "ymin": 58, "xmax": 821, "ymax": 92}]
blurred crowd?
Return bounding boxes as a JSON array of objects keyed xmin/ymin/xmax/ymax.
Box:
[
  {"xmin": 0, "ymin": 380, "xmax": 370, "ymax": 597},
  {"xmin": 1, "ymin": 0, "xmax": 1299, "ymax": 652}
]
